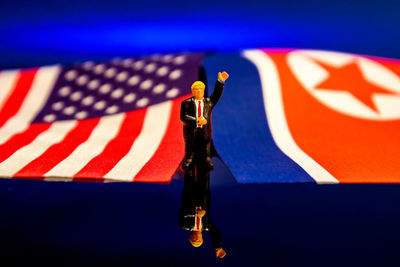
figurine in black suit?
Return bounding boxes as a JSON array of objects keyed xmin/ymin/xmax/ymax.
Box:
[
  {"xmin": 179, "ymin": 162, "xmax": 226, "ymax": 258},
  {"xmin": 180, "ymin": 72, "xmax": 229, "ymax": 169}
]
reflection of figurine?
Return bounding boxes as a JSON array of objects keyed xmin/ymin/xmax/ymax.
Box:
[
  {"xmin": 180, "ymin": 72, "xmax": 229, "ymax": 170},
  {"xmin": 179, "ymin": 72, "xmax": 229, "ymax": 258},
  {"xmin": 179, "ymin": 164, "xmax": 226, "ymax": 258}
]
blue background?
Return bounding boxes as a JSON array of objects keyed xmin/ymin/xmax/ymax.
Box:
[
  {"xmin": 1, "ymin": 0, "xmax": 400, "ymax": 69},
  {"xmin": 1, "ymin": 0, "xmax": 400, "ymax": 266}
]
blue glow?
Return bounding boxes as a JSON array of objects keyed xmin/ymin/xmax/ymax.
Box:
[{"xmin": 0, "ymin": 0, "xmax": 399, "ymax": 68}]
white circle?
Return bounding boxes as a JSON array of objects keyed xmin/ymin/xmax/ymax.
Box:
[
  {"xmin": 123, "ymin": 93, "xmax": 136, "ymax": 103},
  {"xmin": 111, "ymin": 88, "xmax": 124, "ymax": 99},
  {"xmin": 116, "ymin": 71, "xmax": 129, "ymax": 82},
  {"xmin": 99, "ymin": 83, "xmax": 112, "ymax": 94},
  {"xmin": 140, "ymin": 79, "xmax": 153, "ymax": 90},
  {"xmin": 104, "ymin": 67, "xmax": 117, "ymax": 78},
  {"xmin": 82, "ymin": 61, "xmax": 95, "ymax": 70},
  {"xmin": 133, "ymin": 60, "xmax": 145, "ymax": 70},
  {"xmin": 122, "ymin": 58, "xmax": 134, "ymax": 67},
  {"xmin": 43, "ymin": 114, "xmax": 56, "ymax": 122},
  {"xmin": 153, "ymin": 83, "xmax": 166, "ymax": 94},
  {"xmin": 82, "ymin": 95, "xmax": 95, "ymax": 106},
  {"xmin": 169, "ymin": 69, "xmax": 182, "ymax": 80},
  {"xmin": 75, "ymin": 111, "xmax": 88, "ymax": 120},
  {"xmin": 94, "ymin": 64, "xmax": 106, "ymax": 74},
  {"xmin": 76, "ymin": 75, "xmax": 89, "ymax": 86},
  {"xmin": 106, "ymin": 105, "xmax": 119, "ymax": 114},
  {"xmin": 144, "ymin": 63, "xmax": 157, "ymax": 73},
  {"xmin": 173, "ymin": 55, "xmax": 186, "ymax": 65},
  {"xmin": 87, "ymin": 79, "xmax": 100, "ymax": 90},
  {"xmin": 94, "ymin": 101, "xmax": 107, "ymax": 110},
  {"xmin": 64, "ymin": 70, "xmax": 78, "ymax": 81},
  {"xmin": 63, "ymin": 106, "xmax": 76, "ymax": 115},
  {"xmin": 156, "ymin": 66, "xmax": 169, "ymax": 76},
  {"xmin": 166, "ymin": 88, "xmax": 180, "ymax": 98},
  {"xmin": 288, "ymin": 50, "xmax": 400, "ymax": 120},
  {"xmin": 59, "ymin": 86, "xmax": 71, "ymax": 97},
  {"xmin": 136, "ymin": 97, "xmax": 149, "ymax": 108},
  {"xmin": 128, "ymin": 75, "xmax": 141, "ymax": 86},
  {"xmin": 162, "ymin": 54, "xmax": 173, "ymax": 63},
  {"xmin": 70, "ymin": 91, "xmax": 83, "ymax": 101},
  {"xmin": 52, "ymin": 101, "xmax": 65, "ymax": 111}
]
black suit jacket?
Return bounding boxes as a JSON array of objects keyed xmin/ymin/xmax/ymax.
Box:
[
  {"xmin": 179, "ymin": 166, "xmax": 223, "ymax": 249},
  {"xmin": 180, "ymin": 80, "xmax": 225, "ymax": 149}
]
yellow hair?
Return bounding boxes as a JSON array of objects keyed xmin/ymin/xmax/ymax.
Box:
[{"xmin": 191, "ymin": 81, "xmax": 205, "ymax": 90}]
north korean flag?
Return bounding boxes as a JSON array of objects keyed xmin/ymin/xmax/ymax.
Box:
[{"xmin": 210, "ymin": 49, "xmax": 400, "ymax": 183}]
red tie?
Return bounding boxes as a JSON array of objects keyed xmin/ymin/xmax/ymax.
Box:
[
  {"xmin": 197, "ymin": 100, "xmax": 201, "ymax": 127},
  {"xmin": 196, "ymin": 214, "xmax": 201, "ymax": 230}
]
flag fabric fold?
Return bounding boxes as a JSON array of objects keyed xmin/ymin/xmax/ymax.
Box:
[{"xmin": 1, "ymin": 49, "xmax": 400, "ymax": 184}]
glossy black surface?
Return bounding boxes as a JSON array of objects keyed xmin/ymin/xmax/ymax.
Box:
[{"xmin": 1, "ymin": 158, "xmax": 400, "ymax": 266}]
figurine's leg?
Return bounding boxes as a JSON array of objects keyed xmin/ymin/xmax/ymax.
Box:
[
  {"xmin": 184, "ymin": 137, "xmax": 194, "ymax": 159},
  {"xmin": 193, "ymin": 164, "xmax": 210, "ymax": 213},
  {"xmin": 182, "ymin": 137, "xmax": 194, "ymax": 170},
  {"xmin": 197, "ymin": 165, "xmax": 210, "ymax": 192},
  {"xmin": 204, "ymin": 140, "xmax": 213, "ymax": 168},
  {"xmin": 181, "ymin": 164, "xmax": 196, "ymax": 215},
  {"xmin": 183, "ymin": 164, "xmax": 195, "ymax": 190},
  {"xmin": 192, "ymin": 128, "xmax": 202, "ymax": 161},
  {"xmin": 192, "ymin": 128, "xmax": 213, "ymax": 169}
]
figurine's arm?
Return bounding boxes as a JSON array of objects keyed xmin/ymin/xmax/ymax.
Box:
[
  {"xmin": 208, "ymin": 218, "xmax": 223, "ymax": 251},
  {"xmin": 216, "ymin": 248, "xmax": 227, "ymax": 259},
  {"xmin": 210, "ymin": 72, "xmax": 229, "ymax": 106},
  {"xmin": 180, "ymin": 101, "xmax": 196, "ymax": 125}
]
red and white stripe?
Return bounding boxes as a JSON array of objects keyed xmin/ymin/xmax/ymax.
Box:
[
  {"xmin": 0, "ymin": 66, "xmax": 60, "ymax": 145},
  {"xmin": 0, "ymin": 67, "xmax": 187, "ymax": 183},
  {"xmin": 0, "ymin": 70, "xmax": 19, "ymax": 111}
]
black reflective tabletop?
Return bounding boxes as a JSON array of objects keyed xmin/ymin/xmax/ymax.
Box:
[{"xmin": 1, "ymin": 157, "xmax": 400, "ymax": 266}]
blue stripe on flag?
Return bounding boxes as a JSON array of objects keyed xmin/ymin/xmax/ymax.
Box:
[{"xmin": 203, "ymin": 53, "xmax": 315, "ymax": 183}]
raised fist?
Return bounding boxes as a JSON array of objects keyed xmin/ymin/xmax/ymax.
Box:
[{"xmin": 218, "ymin": 72, "xmax": 229, "ymax": 82}]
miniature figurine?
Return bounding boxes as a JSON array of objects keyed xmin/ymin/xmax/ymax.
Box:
[
  {"xmin": 179, "ymin": 72, "xmax": 229, "ymax": 258},
  {"xmin": 180, "ymin": 164, "xmax": 226, "ymax": 258},
  {"xmin": 180, "ymin": 72, "xmax": 229, "ymax": 170}
]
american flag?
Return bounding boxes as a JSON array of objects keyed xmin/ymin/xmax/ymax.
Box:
[{"xmin": 0, "ymin": 53, "xmax": 204, "ymax": 183}]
